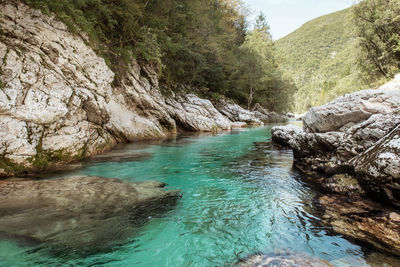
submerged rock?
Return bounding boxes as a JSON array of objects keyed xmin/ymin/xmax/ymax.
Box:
[
  {"xmin": 0, "ymin": 176, "xmax": 181, "ymax": 254},
  {"xmin": 89, "ymin": 151, "xmax": 153, "ymax": 163},
  {"xmin": 237, "ymin": 252, "xmax": 333, "ymax": 267}
]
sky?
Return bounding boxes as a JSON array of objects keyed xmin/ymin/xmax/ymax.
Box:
[{"xmin": 244, "ymin": 0, "xmax": 355, "ymax": 40}]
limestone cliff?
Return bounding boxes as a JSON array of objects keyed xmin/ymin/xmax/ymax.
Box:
[{"xmin": 0, "ymin": 0, "xmax": 282, "ymax": 177}]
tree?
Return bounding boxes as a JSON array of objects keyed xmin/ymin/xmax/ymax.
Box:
[{"xmin": 353, "ymin": 0, "xmax": 400, "ymax": 78}]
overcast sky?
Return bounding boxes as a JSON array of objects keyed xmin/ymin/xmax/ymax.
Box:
[{"xmin": 244, "ymin": 0, "xmax": 355, "ymax": 40}]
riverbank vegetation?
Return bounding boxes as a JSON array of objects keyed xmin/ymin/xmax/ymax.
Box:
[{"xmin": 23, "ymin": 0, "xmax": 295, "ymax": 112}]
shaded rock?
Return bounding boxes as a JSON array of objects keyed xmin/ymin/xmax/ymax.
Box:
[
  {"xmin": 319, "ymin": 195, "xmax": 400, "ymax": 256},
  {"xmin": 215, "ymin": 98, "xmax": 263, "ymax": 125},
  {"xmin": 353, "ymin": 124, "xmax": 400, "ymax": 207},
  {"xmin": 237, "ymin": 252, "xmax": 333, "ymax": 267},
  {"xmin": 303, "ymin": 75, "xmax": 400, "ymax": 133},
  {"xmin": 0, "ymin": 176, "xmax": 181, "ymax": 254},
  {"xmin": 286, "ymin": 112, "xmax": 295, "ymax": 118},
  {"xmin": 253, "ymin": 103, "xmax": 288, "ymax": 123},
  {"xmin": 321, "ymin": 174, "xmax": 365, "ymax": 198}
]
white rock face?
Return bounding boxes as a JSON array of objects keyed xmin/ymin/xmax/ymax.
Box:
[
  {"xmin": 166, "ymin": 94, "xmax": 232, "ymax": 131},
  {"xmin": 303, "ymin": 76, "xmax": 400, "ymax": 133},
  {"xmin": 353, "ymin": 124, "xmax": 400, "ymax": 206},
  {"xmin": 0, "ymin": 1, "xmax": 264, "ymax": 176}
]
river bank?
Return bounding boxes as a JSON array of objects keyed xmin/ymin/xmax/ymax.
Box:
[
  {"xmin": 0, "ymin": 0, "xmax": 287, "ymax": 178},
  {"xmin": 271, "ymin": 75, "xmax": 400, "ymax": 257}
]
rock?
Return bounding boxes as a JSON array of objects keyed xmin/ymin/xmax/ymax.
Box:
[
  {"xmin": 271, "ymin": 125, "xmax": 302, "ymax": 146},
  {"xmin": 295, "ymin": 113, "xmax": 306, "ymax": 121},
  {"xmin": 303, "ymin": 75, "xmax": 400, "ymax": 133},
  {"xmin": 319, "ymin": 195, "xmax": 400, "ymax": 256},
  {"xmin": 237, "ymin": 252, "xmax": 333, "ymax": 267},
  {"xmin": 271, "ymin": 76, "xmax": 400, "ymax": 256},
  {"xmin": 0, "ymin": 176, "xmax": 181, "ymax": 254},
  {"xmin": 271, "ymin": 104, "xmax": 400, "ymax": 178},
  {"xmin": 253, "ymin": 103, "xmax": 288, "ymax": 123},
  {"xmin": 352, "ymin": 124, "xmax": 400, "ymax": 207},
  {"xmin": 286, "ymin": 112, "xmax": 295, "ymax": 118},
  {"xmin": 215, "ymin": 98, "xmax": 263, "ymax": 125},
  {"xmin": 321, "ymin": 174, "xmax": 365, "ymax": 198}
]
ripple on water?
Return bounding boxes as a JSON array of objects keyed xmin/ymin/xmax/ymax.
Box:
[{"xmin": 0, "ymin": 127, "xmax": 399, "ymax": 266}]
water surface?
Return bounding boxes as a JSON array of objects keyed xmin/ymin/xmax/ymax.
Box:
[{"xmin": 0, "ymin": 126, "xmax": 398, "ymax": 266}]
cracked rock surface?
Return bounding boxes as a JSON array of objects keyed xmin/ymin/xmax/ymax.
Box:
[{"xmin": 0, "ymin": 1, "xmax": 278, "ymax": 176}]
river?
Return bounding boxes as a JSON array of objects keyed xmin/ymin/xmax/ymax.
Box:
[{"xmin": 0, "ymin": 126, "xmax": 398, "ymax": 266}]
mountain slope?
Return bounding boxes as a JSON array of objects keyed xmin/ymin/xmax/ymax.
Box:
[{"xmin": 275, "ymin": 8, "xmax": 380, "ymax": 112}]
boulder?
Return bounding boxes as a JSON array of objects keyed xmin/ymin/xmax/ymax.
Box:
[
  {"xmin": 214, "ymin": 98, "xmax": 263, "ymax": 125},
  {"xmin": 0, "ymin": 176, "xmax": 181, "ymax": 254},
  {"xmin": 166, "ymin": 94, "xmax": 232, "ymax": 131},
  {"xmin": 271, "ymin": 125, "xmax": 302, "ymax": 146},
  {"xmin": 272, "ymin": 108, "xmax": 400, "ymax": 178},
  {"xmin": 303, "ymin": 75, "xmax": 400, "ymax": 133}
]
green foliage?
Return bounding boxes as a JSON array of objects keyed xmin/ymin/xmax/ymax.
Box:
[
  {"xmin": 231, "ymin": 27, "xmax": 296, "ymax": 111},
  {"xmin": 24, "ymin": 0, "xmax": 294, "ymax": 112},
  {"xmin": 275, "ymin": 8, "xmax": 378, "ymax": 112},
  {"xmin": 353, "ymin": 0, "xmax": 400, "ymax": 79}
]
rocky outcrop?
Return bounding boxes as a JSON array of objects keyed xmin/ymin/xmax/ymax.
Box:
[
  {"xmin": 0, "ymin": 1, "xmax": 270, "ymax": 177},
  {"xmin": 271, "ymin": 75, "xmax": 400, "ymax": 255},
  {"xmin": 0, "ymin": 176, "xmax": 180, "ymax": 253},
  {"xmin": 303, "ymin": 75, "xmax": 400, "ymax": 133},
  {"xmin": 214, "ymin": 98, "xmax": 263, "ymax": 125},
  {"xmin": 319, "ymin": 195, "xmax": 400, "ymax": 256},
  {"xmin": 271, "ymin": 76, "xmax": 400, "ymax": 184},
  {"xmin": 271, "ymin": 125, "xmax": 302, "ymax": 146}
]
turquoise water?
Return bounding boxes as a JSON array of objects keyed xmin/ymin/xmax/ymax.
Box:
[{"xmin": 0, "ymin": 126, "xmax": 396, "ymax": 266}]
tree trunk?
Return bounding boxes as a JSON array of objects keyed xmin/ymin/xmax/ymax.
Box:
[{"xmin": 247, "ymin": 84, "xmax": 254, "ymax": 110}]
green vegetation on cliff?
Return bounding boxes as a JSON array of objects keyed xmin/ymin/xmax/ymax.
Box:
[{"xmin": 23, "ymin": 0, "xmax": 295, "ymax": 112}]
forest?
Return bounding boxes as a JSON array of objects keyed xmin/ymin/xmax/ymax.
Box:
[
  {"xmin": 22, "ymin": 0, "xmax": 400, "ymax": 113},
  {"xmin": 23, "ymin": 0, "xmax": 296, "ymax": 112}
]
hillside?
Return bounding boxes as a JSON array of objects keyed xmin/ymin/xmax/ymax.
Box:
[{"xmin": 275, "ymin": 8, "xmax": 384, "ymax": 112}]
